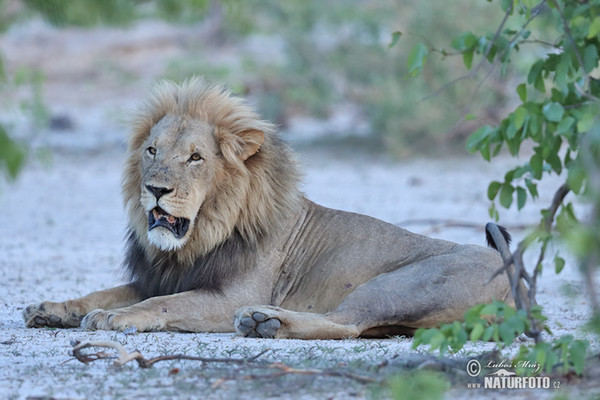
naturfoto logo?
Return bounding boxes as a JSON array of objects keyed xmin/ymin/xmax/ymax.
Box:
[{"xmin": 466, "ymin": 359, "xmax": 561, "ymax": 390}]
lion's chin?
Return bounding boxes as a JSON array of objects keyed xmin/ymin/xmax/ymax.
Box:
[{"xmin": 147, "ymin": 227, "xmax": 189, "ymax": 251}]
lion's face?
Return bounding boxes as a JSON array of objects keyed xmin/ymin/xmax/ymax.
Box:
[
  {"xmin": 140, "ymin": 115, "xmax": 220, "ymax": 251},
  {"xmin": 123, "ymin": 78, "xmax": 296, "ymax": 259}
]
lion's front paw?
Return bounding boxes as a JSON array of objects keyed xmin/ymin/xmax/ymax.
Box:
[
  {"xmin": 80, "ymin": 309, "xmax": 113, "ymax": 331},
  {"xmin": 81, "ymin": 308, "xmax": 165, "ymax": 332},
  {"xmin": 23, "ymin": 301, "xmax": 83, "ymax": 328},
  {"xmin": 234, "ymin": 307, "xmax": 282, "ymax": 338}
]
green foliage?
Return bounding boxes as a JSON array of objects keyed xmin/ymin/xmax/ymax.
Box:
[
  {"xmin": 412, "ymin": 301, "xmax": 547, "ymax": 355},
  {"xmin": 406, "ymin": 1, "xmax": 600, "ymax": 378},
  {"xmin": 448, "ymin": 1, "xmax": 599, "ymax": 221},
  {"xmin": 406, "ymin": 43, "xmax": 429, "ymax": 78},
  {"xmin": 404, "ymin": 0, "xmax": 600, "ymax": 227},
  {"xmin": 23, "ymin": 0, "xmax": 138, "ymax": 27},
  {"xmin": 0, "ymin": 126, "xmax": 25, "ymax": 180},
  {"xmin": 513, "ymin": 335, "xmax": 588, "ymax": 375},
  {"xmin": 413, "ymin": 301, "xmax": 588, "ymax": 376},
  {"xmin": 388, "ymin": 371, "xmax": 449, "ymax": 400}
]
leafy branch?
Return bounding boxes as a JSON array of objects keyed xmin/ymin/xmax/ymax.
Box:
[{"xmin": 400, "ymin": 0, "xmax": 600, "ymax": 376}]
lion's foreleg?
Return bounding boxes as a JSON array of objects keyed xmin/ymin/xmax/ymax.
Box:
[
  {"xmin": 23, "ymin": 284, "xmax": 141, "ymax": 328},
  {"xmin": 81, "ymin": 290, "xmax": 246, "ymax": 333}
]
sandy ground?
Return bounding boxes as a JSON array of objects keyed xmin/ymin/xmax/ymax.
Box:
[
  {"xmin": 1, "ymin": 18, "xmax": 599, "ymax": 400},
  {"xmin": 1, "ymin": 146, "xmax": 599, "ymax": 399}
]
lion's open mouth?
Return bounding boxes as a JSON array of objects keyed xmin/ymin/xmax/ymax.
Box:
[{"xmin": 148, "ymin": 207, "xmax": 190, "ymax": 239}]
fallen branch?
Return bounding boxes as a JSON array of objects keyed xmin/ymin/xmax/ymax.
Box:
[
  {"xmin": 70, "ymin": 340, "xmax": 378, "ymax": 386},
  {"xmin": 70, "ymin": 340, "xmax": 269, "ymax": 368}
]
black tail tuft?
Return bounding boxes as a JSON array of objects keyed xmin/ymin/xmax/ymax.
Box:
[{"xmin": 485, "ymin": 223, "xmax": 511, "ymax": 251}]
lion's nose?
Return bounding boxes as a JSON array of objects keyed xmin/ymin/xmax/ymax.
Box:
[{"xmin": 146, "ymin": 185, "xmax": 173, "ymax": 200}]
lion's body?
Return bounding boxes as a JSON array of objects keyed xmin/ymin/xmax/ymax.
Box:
[{"xmin": 23, "ymin": 78, "xmax": 517, "ymax": 339}]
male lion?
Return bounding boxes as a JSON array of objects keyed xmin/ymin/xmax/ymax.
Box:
[{"xmin": 24, "ymin": 77, "xmax": 518, "ymax": 339}]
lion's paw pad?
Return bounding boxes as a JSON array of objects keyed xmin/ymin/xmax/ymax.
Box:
[
  {"xmin": 23, "ymin": 303, "xmax": 66, "ymax": 328},
  {"xmin": 237, "ymin": 312, "xmax": 281, "ymax": 338}
]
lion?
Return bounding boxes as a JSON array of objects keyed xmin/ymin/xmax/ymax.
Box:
[{"xmin": 23, "ymin": 77, "xmax": 521, "ymax": 339}]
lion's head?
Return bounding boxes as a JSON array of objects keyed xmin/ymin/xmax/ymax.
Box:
[{"xmin": 122, "ymin": 77, "xmax": 302, "ymax": 266}]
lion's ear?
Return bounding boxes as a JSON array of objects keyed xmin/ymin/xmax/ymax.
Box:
[{"xmin": 237, "ymin": 129, "xmax": 264, "ymax": 161}]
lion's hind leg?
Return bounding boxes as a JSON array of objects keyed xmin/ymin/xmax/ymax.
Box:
[
  {"xmin": 235, "ymin": 246, "xmax": 509, "ymax": 340},
  {"xmin": 234, "ymin": 306, "xmax": 360, "ymax": 339},
  {"xmin": 327, "ymin": 246, "xmax": 512, "ymax": 337}
]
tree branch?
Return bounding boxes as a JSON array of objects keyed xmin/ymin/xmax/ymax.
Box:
[
  {"xmin": 71, "ymin": 340, "xmax": 269, "ymax": 368},
  {"xmin": 489, "ymin": 182, "xmax": 570, "ymax": 342},
  {"xmin": 69, "ymin": 340, "xmax": 379, "ymax": 386}
]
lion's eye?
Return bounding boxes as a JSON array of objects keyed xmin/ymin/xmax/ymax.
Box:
[
  {"xmin": 189, "ymin": 153, "xmax": 203, "ymax": 162},
  {"xmin": 147, "ymin": 146, "xmax": 157, "ymax": 156}
]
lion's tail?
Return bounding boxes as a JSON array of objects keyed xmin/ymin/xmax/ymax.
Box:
[{"xmin": 485, "ymin": 222, "xmax": 512, "ymax": 262}]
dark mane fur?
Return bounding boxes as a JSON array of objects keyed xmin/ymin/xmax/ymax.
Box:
[{"xmin": 124, "ymin": 229, "xmax": 257, "ymax": 299}]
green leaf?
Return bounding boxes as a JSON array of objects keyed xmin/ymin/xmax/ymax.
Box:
[
  {"xmin": 406, "ymin": 42, "xmax": 429, "ymax": 78},
  {"xmin": 499, "ymin": 323, "xmax": 515, "ymax": 346},
  {"xmin": 525, "ymin": 179, "xmax": 539, "ymax": 199},
  {"xmin": 516, "ymin": 83, "xmax": 527, "ymax": 102},
  {"xmin": 488, "ymin": 202, "xmax": 499, "ymax": 221},
  {"xmin": 530, "ymin": 152, "xmax": 543, "ymax": 179},
  {"xmin": 554, "ymin": 255, "xmax": 565, "ymax": 274},
  {"xmin": 557, "ymin": 116, "xmax": 575, "ymax": 134},
  {"xmin": 513, "ymin": 106, "xmax": 527, "ymax": 130},
  {"xmin": 499, "ymin": 183, "xmax": 514, "ymax": 209},
  {"xmin": 574, "ymin": 106, "xmax": 595, "ymax": 132},
  {"xmin": 546, "ymin": 146, "xmax": 562, "ymax": 174},
  {"xmin": 588, "ymin": 17, "xmax": 600, "ymax": 38},
  {"xmin": 542, "ymin": 102, "xmax": 564, "ymax": 122},
  {"xmin": 583, "ymin": 44, "xmax": 599, "ymax": 73},
  {"xmin": 470, "ymin": 323, "xmax": 485, "ymax": 342},
  {"xmin": 569, "ymin": 340, "xmax": 588, "ymax": 375},
  {"xmin": 527, "ymin": 59, "xmax": 545, "ymax": 92},
  {"xmin": 517, "ymin": 187, "xmax": 527, "ymax": 210},
  {"xmin": 463, "ymin": 49, "xmax": 474, "ymax": 69},
  {"xmin": 388, "ymin": 31, "xmax": 402, "ymax": 48},
  {"xmin": 567, "ymin": 164, "xmax": 585, "ymax": 194},
  {"xmin": 466, "ymin": 125, "xmax": 494, "ymax": 153},
  {"xmin": 506, "ymin": 120, "xmax": 518, "ymax": 140},
  {"xmin": 488, "ymin": 181, "xmax": 502, "ymax": 201},
  {"xmin": 500, "ymin": 0, "xmax": 512, "ymax": 12},
  {"xmin": 480, "ymin": 303, "xmax": 499, "ymax": 316},
  {"xmin": 0, "ymin": 126, "xmax": 26, "ymax": 180},
  {"xmin": 482, "ymin": 325, "xmax": 495, "ymax": 342},
  {"xmin": 450, "ymin": 32, "xmax": 478, "ymax": 52},
  {"xmin": 429, "ymin": 332, "xmax": 447, "ymax": 352}
]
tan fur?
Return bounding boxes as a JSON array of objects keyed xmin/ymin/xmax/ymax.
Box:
[{"xmin": 23, "ymin": 77, "xmax": 521, "ymax": 339}]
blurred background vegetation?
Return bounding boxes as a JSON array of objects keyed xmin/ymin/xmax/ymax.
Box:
[{"xmin": 0, "ymin": 0, "xmax": 516, "ymax": 181}]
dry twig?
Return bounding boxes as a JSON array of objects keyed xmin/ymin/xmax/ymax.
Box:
[
  {"xmin": 70, "ymin": 340, "xmax": 378, "ymax": 386},
  {"xmin": 70, "ymin": 340, "xmax": 268, "ymax": 368}
]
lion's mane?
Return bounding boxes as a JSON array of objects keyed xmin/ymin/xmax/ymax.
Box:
[{"xmin": 121, "ymin": 78, "xmax": 302, "ymax": 298}]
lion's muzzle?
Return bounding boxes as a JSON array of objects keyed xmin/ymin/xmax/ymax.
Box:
[{"xmin": 148, "ymin": 206, "xmax": 190, "ymax": 239}]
